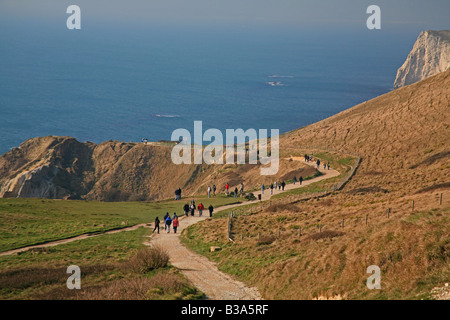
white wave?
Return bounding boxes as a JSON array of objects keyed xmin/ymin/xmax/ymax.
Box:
[
  {"xmin": 154, "ymin": 114, "xmax": 180, "ymax": 118},
  {"xmin": 268, "ymin": 75, "xmax": 294, "ymax": 78},
  {"xmin": 266, "ymin": 81, "xmax": 284, "ymax": 86}
]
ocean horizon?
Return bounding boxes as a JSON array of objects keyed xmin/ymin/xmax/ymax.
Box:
[{"xmin": 0, "ymin": 22, "xmax": 418, "ymax": 154}]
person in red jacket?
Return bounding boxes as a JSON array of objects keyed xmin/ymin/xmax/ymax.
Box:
[
  {"xmin": 225, "ymin": 183, "xmax": 229, "ymax": 195},
  {"xmin": 172, "ymin": 217, "xmax": 179, "ymax": 233},
  {"xmin": 197, "ymin": 202, "xmax": 205, "ymax": 216}
]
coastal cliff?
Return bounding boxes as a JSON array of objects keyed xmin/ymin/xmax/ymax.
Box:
[
  {"xmin": 393, "ymin": 30, "xmax": 450, "ymax": 89},
  {"xmin": 0, "ymin": 137, "xmax": 313, "ymax": 201}
]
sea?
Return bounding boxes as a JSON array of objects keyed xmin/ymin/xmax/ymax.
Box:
[{"xmin": 0, "ymin": 20, "xmax": 419, "ymax": 155}]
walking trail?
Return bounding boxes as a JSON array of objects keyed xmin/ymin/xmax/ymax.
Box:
[
  {"xmin": 146, "ymin": 157, "xmax": 340, "ymax": 300},
  {"xmin": 1, "ymin": 157, "xmax": 340, "ymax": 299}
]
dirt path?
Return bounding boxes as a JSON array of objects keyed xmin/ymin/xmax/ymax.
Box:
[
  {"xmin": 1, "ymin": 157, "xmax": 340, "ymax": 299},
  {"xmin": 0, "ymin": 223, "xmax": 150, "ymax": 257},
  {"xmin": 145, "ymin": 158, "xmax": 340, "ymax": 300}
]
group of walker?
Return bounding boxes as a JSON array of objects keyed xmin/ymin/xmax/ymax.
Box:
[{"xmin": 153, "ymin": 200, "xmax": 214, "ymax": 234}]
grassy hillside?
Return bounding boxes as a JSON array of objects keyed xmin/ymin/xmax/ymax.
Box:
[
  {"xmin": 0, "ymin": 195, "xmax": 242, "ymax": 252},
  {"xmin": 0, "ymin": 227, "xmax": 203, "ymax": 300},
  {"xmin": 181, "ymin": 70, "xmax": 450, "ymax": 300}
]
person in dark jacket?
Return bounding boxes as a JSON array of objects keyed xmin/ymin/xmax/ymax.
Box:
[
  {"xmin": 208, "ymin": 204, "xmax": 214, "ymax": 217},
  {"xmin": 299, "ymin": 176, "xmax": 303, "ymax": 185},
  {"xmin": 281, "ymin": 181, "xmax": 286, "ymax": 191},
  {"xmin": 153, "ymin": 217, "xmax": 160, "ymax": 234},
  {"xmin": 183, "ymin": 203, "xmax": 189, "ymax": 217},
  {"xmin": 165, "ymin": 215, "xmax": 172, "ymax": 233},
  {"xmin": 163, "ymin": 212, "xmax": 169, "ymax": 230}
]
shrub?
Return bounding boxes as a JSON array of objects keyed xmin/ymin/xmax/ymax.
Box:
[
  {"xmin": 257, "ymin": 235, "xmax": 276, "ymax": 246},
  {"xmin": 244, "ymin": 193, "xmax": 256, "ymax": 201},
  {"xmin": 127, "ymin": 246, "xmax": 169, "ymax": 273}
]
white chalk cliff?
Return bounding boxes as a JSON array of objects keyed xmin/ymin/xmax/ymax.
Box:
[{"xmin": 394, "ymin": 30, "xmax": 450, "ymax": 89}]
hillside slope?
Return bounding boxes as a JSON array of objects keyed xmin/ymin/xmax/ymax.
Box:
[
  {"xmin": 282, "ymin": 69, "xmax": 450, "ymax": 195},
  {"xmin": 184, "ymin": 70, "xmax": 450, "ymax": 300}
]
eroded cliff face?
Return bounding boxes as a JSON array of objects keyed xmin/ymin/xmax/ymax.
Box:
[
  {"xmin": 393, "ymin": 30, "xmax": 450, "ymax": 89},
  {"xmin": 0, "ymin": 136, "xmax": 309, "ymax": 201}
]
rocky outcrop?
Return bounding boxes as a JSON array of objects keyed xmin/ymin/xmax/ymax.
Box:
[
  {"xmin": 0, "ymin": 136, "xmax": 305, "ymax": 201},
  {"xmin": 393, "ymin": 30, "xmax": 450, "ymax": 89}
]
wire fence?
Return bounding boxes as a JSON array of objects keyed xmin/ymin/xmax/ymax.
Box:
[
  {"xmin": 226, "ymin": 147, "xmax": 362, "ymax": 241},
  {"xmin": 228, "ymin": 191, "xmax": 447, "ymax": 243}
]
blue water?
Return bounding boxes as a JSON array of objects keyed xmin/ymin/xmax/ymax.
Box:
[{"xmin": 0, "ymin": 21, "xmax": 417, "ymax": 155}]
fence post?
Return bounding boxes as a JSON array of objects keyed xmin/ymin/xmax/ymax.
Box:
[
  {"xmin": 319, "ymin": 224, "xmax": 322, "ymax": 233},
  {"xmin": 365, "ymin": 214, "xmax": 368, "ymax": 226},
  {"xmin": 387, "ymin": 208, "xmax": 390, "ymax": 218},
  {"xmin": 341, "ymin": 219, "xmax": 344, "ymax": 229},
  {"xmin": 440, "ymin": 193, "xmax": 443, "ymax": 205},
  {"xmin": 412, "ymin": 200, "xmax": 415, "ymax": 212}
]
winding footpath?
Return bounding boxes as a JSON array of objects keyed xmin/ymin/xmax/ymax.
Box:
[
  {"xmin": 0, "ymin": 157, "xmax": 340, "ymax": 299},
  {"xmin": 146, "ymin": 158, "xmax": 340, "ymax": 300}
]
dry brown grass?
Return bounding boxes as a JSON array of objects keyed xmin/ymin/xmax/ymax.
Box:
[
  {"xmin": 184, "ymin": 71, "xmax": 450, "ymax": 299},
  {"xmin": 73, "ymin": 273, "xmax": 193, "ymax": 300},
  {"xmin": 125, "ymin": 246, "xmax": 169, "ymax": 274},
  {"xmin": 191, "ymin": 190, "xmax": 449, "ymax": 299}
]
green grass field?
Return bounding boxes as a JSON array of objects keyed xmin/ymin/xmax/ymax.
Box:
[
  {"xmin": 0, "ymin": 226, "xmax": 203, "ymax": 300},
  {"xmin": 0, "ymin": 195, "xmax": 243, "ymax": 252}
]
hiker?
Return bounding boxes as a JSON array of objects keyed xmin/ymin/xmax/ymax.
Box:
[
  {"xmin": 163, "ymin": 212, "xmax": 170, "ymax": 230},
  {"xmin": 293, "ymin": 176, "xmax": 297, "ymax": 185},
  {"xmin": 270, "ymin": 183, "xmax": 274, "ymax": 195},
  {"xmin": 153, "ymin": 216, "xmax": 160, "ymax": 234},
  {"xmin": 274, "ymin": 181, "xmax": 277, "ymax": 189},
  {"xmin": 173, "ymin": 217, "xmax": 179, "ymax": 233},
  {"xmin": 213, "ymin": 184, "xmax": 216, "ymax": 196},
  {"xmin": 261, "ymin": 184, "xmax": 265, "ymax": 194},
  {"xmin": 191, "ymin": 199, "xmax": 196, "ymax": 206},
  {"xmin": 278, "ymin": 182, "xmax": 281, "ymax": 190},
  {"xmin": 225, "ymin": 183, "xmax": 229, "ymax": 195},
  {"xmin": 234, "ymin": 187, "xmax": 238, "ymax": 198},
  {"xmin": 327, "ymin": 163, "xmax": 330, "ymax": 170},
  {"xmin": 198, "ymin": 202, "xmax": 204, "ymax": 216},
  {"xmin": 174, "ymin": 188, "xmax": 181, "ymax": 200},
  {"xmin": 183, "ymin": 203, "xmax": 190, "ymax": 217},
  {"xmin": 172, "ymin": 212, "xmax": 178, "ymax": 220},
  {"xmin": 299, "ymin": 176, "xmax": 303, "ymax": 185},
  {"xmin": 207, "ymin": 186, "xmax": 211, "ymax": 198},
  {"xmin": 281, "ymin": 181, "xmax": 286, "ymax": 191},
  {"xmin": 323, "ymin": 162, "xmax": 326, "ymax": 170},
  {"xmin": 190, "ymin": 203, "xmax": 196, "ymax": 216},
  {"xmin": 316, "ymin": 159, "xmax": 320, "ymax": 169},
  {"xmin": 240, "ymin": 183, "xmax": 244, "ymax": 195},
  {"xmin": 165, "ymin": 215, "xmax": 172, "ymax": 233},
  {"xmin": 208, "ymin": 204, "xmax": 214, "ymax": 217}
]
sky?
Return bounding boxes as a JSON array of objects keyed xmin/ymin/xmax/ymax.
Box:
[{"xmin": 0, "ymin": 0, "xmax": 449, "ymax": 32}]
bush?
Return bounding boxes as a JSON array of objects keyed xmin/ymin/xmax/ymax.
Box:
[
  {"xmin": 257, "ymin": 235, "xmax": 276, "ymax": 246},
  {"xmin": 128, "ymin": 246, "xmax": 169, "ymax": 273},
  {"xmin": 244, "ymin": 192, "xmax": 256, "ymax": 201}
]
